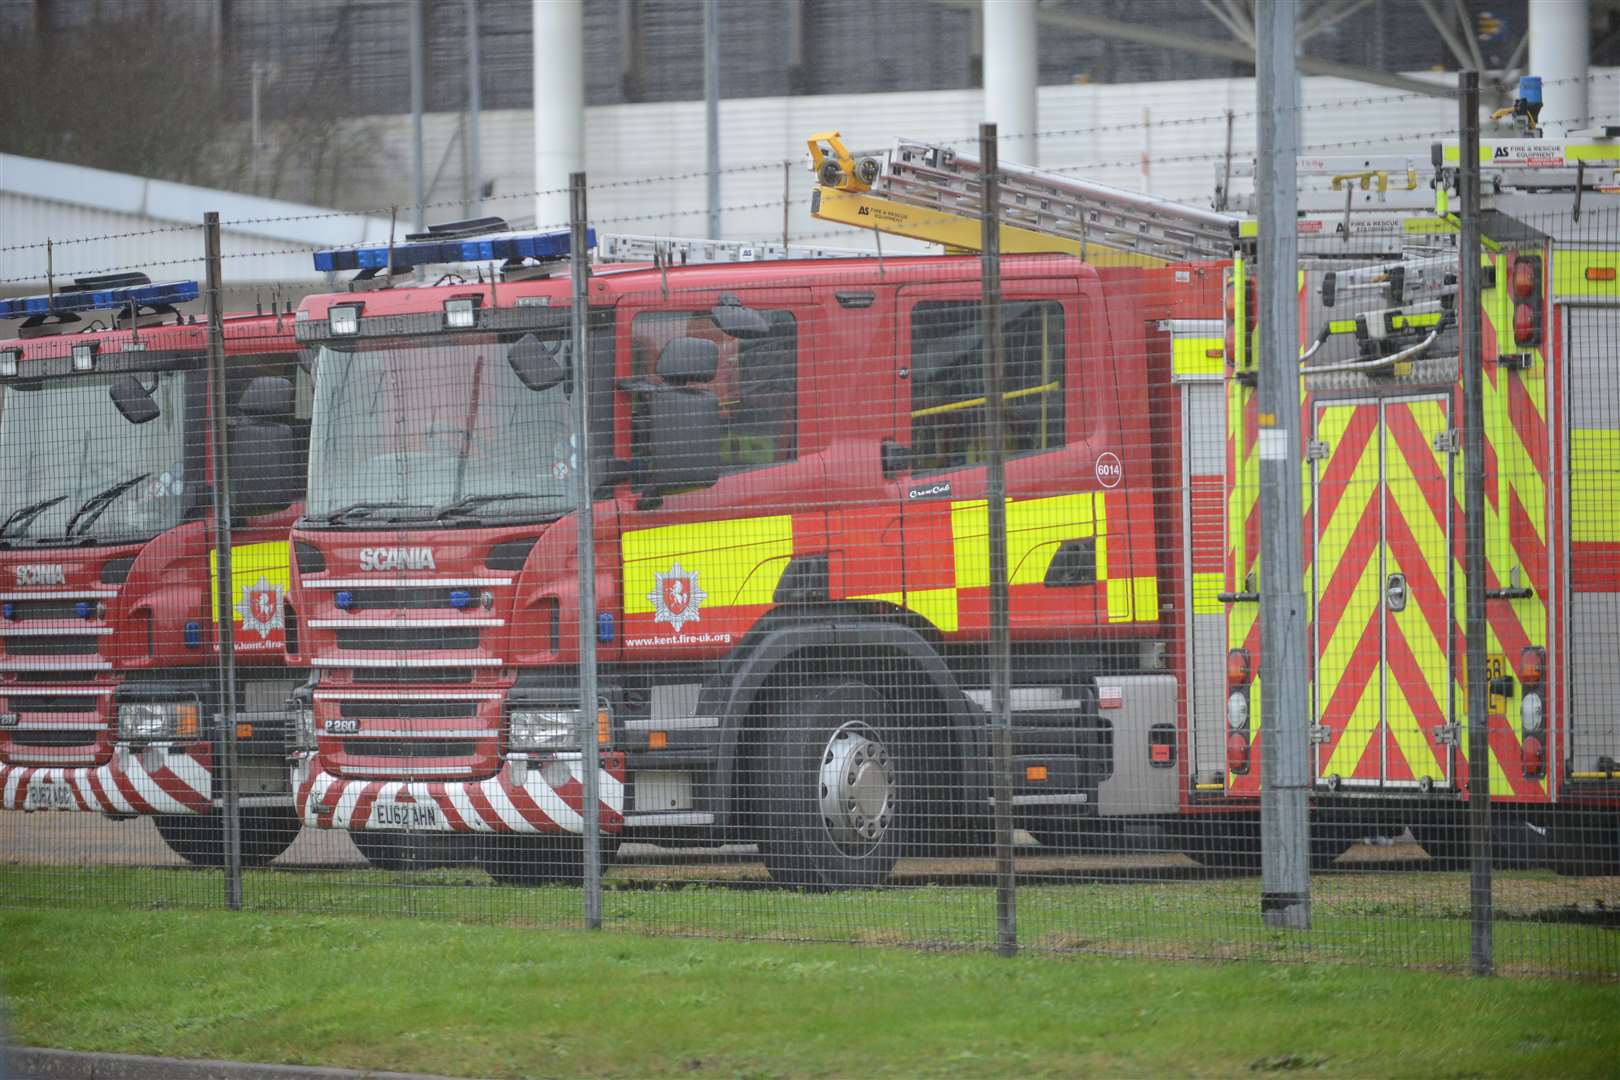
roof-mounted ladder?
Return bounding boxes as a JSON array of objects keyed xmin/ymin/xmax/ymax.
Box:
[
  {"xmin": 807, "ymin": 131, "xmax": 1244, "ymax": 264},
  {"xmin": 594, "ymin": 233, "xmax": 869, "ymax": 266}
]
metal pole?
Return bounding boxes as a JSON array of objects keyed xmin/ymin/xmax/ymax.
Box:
[
  {"xmin": 571, "ymin": 173, "xmax": 603, "ymax": 930},
  {"xmin": 465, "ymin": 0, "xmax": 483, "ymax": 218},
  {"xmin": 1255, "ymin": 0, "xmax": 1310, "ymax": 930},
  {"xmin": 409, "ymin": 0, "xmax": 427, "ymax": 233},
  {"xmin": 1458, "ymin": 69, "xmax": 1494, "ymax": 977},
  {"xmin": 703, "ymin": 0, "xmax": 720, "ymax": 238},
  {"xmin": 204, "ymin": 212, "xmax": 242, "ymax": 911},
  {"xmin": 979, "ymin": 122, "xmax": 1016, "ymax": 957}
]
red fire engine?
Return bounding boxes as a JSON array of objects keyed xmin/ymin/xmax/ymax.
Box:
[
  {"xmin": 286, "ymin": 122, "xmax": 1619, "ymax": 886},
  {"xmin": 0, "ymin": 275, "xmax": 310, "ymax": 866}
]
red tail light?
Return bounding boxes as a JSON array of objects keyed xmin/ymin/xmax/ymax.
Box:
[
  {"xmin": 1226, "ymin": 647, "xmax": 1252, "ymax": 687},
  {"xmin": 1509, "ymin": 254, "xmax": 1543, "ymax": 347},
  {"xmin": 1511, "ymin": 259, "xmax": 1537, "ymax": 300},
  {"xmin": 1522, "ymin": 735, "xmax": 1546, "ymax": 779},
  {"xmin": 1519, "ymin": 645, "xmax": 1546, "ymax": 688},
  {"xmin": 1226, "ymin": 731, "xmax": 1251, "ymax": 775}
]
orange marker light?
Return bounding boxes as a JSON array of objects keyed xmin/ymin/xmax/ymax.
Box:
[
  {"xmin": 1586, "ymin": 266, "xmax": 1617, "ymax": 282},
  {"xmin": 1025, "ymin": 765, "xmax": 1048, "ymax": 782}
]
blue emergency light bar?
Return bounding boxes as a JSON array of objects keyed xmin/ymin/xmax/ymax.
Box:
[
  {"xmin": 312, "ymin": 227, "xmax": 593, "ymax": 273},
  {"xmin": 0, "ymin": 278, "xmax": 200, "ymax": 320}
]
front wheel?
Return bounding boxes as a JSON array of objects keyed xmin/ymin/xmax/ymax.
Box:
[
  {"xmin": 154, "ymin": 808, "xmax": 301, "ymax": 868},
  {"xmin": 759, "ymin": 679, "xmax": 905, "ymax": 890}
]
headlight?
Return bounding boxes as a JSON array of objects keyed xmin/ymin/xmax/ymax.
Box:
[
  {"xmin": 1226, "ymin": 690, "xmax": 1249, "ymax": 731},
  {"xmin": 289, "ymin": 699, "xmax": 316, "ymax": 751},
  {"xmin": 118, "ymin": 701, "xmax": 200, "ymax": 741},
  {"xmin": 509, "ymin": 708, "xmax": 577, "ymax": 752},
  {"xmin": 1520, "ymin": 691, "xmax": 1544, "ymax": 735}
]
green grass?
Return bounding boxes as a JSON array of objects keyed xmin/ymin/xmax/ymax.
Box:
[
  {"xmin": 2, "ymin": 907, "xmax": 1617, "ymax": 1078},
  {"xmin": 2, "ymin": 863, "xmax": 1618, "ymax": 978}
]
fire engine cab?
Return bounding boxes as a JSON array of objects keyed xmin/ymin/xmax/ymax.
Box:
[{"xmin": 0, "ymin": 275, "xmax": 311, "ymax": 866}]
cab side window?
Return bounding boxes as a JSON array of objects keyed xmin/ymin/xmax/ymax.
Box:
[
  {"xmin": 226, "ymin": 354, "xmax": 311, "ymax": 517},
  {"xmin": 909, "ymin": 300, "xmax": 1066, "ymax": 472},
  {"xmin": 629, "ymin": 309, "xmax": 798, "ymax": 474}
]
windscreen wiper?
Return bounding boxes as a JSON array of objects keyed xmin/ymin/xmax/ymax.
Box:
[
  {"xmin": 0, "ymin": 495, "xmax": 68, "ymax": 540},
  {"xmin": 64, "ymin": 474, "xmax": 152, "ymax": 538},
  {"xmin": 314, "ymin": 500, "xmax": 433, "ymax": 525},
  {"xmin": 431, "ymin": 492, "xmax": 564, "ymax": 520}
]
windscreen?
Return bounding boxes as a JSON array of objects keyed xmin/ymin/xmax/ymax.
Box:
[
  {"xmin": 306, "ymin": 335, "xmax": 578, "ymax": 524},
  {"xmin": 0, "ymin": 371, "xmax": 188, "ymax": 544}
]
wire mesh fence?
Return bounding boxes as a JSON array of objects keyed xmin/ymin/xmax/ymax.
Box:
[{"xmin": 2, "ymin": 108, "xmax": 1619, "ymax": 981}]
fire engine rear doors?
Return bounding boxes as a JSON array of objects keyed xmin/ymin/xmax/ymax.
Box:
[{"xmin": 1310, "ymin": 393, "xmax": 1457, "ymax": 790}]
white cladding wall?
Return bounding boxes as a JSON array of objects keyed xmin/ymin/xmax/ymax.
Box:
[{"xmin": 356, "ymin": 69, "xmax": 1617, "ymax": 252}]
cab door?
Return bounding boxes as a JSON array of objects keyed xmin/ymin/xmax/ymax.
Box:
[{"xmin": 889, "ymin": 279, "xmax": 1090, "ymax": 640}]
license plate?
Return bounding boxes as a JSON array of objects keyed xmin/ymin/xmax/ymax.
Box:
[
  {"xmin": 25, "ymin": 777, "xmax": 78, "ymax": 811},
  {"xmin": 369, "ymin": 798, "xmax": 442, "ymax": 830}
]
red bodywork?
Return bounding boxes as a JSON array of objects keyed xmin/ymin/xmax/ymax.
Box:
[{"xmin": 0, "ymin": 314, "xmax": 304, "ymax": 817}]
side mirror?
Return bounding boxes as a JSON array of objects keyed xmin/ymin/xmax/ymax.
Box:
[
  {"xmin": 507, "ymin": 333, "xmax": 567, "ymax": 391},
  {"xmin": 109, "ymin": 375, "xmax": 160, "ymax": 425},
  {"xmin": 655, "ymin": 337, "xmax": 718, "ymax": 384},
  {"xmin": 710, "ymin": 293, "xmax": 770, "ymax": 340},
  {"xmin": 237, "ymin": 375, "xmax": 294, "ymax": 419}
]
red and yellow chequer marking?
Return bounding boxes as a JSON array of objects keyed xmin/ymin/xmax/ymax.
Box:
[
  {"xmin": 1381, "ymin": 397, "xmax": 1455, "ymax": 785},
  {"xmin": 1448, "ymin": 252, "xmax": 1551, "ymax": 799},
  {"xmin": 1313, "ymin": 402, "xmax": 1385, "ymax": 783}
]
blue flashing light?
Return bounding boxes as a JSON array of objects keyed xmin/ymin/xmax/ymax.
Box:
[
  {"xmin": 74, "ymin": 601, "xmax": 93, "ymax": 620},
  {"xmin": 597, "ymin": 611, "xmax": 614, "ymax": 644},
  {"xmin": 448, "ymin": 589, "xmax": 472, "ymax": 609},
  {"xmin": 184, "ymin": 620, "xmax": 202, "ymax": 649},
  {"xmin": 312, "ymin": 228, "xmax": 593, "ymax": 274},
  {"xmin": 1, "ymin": 603, "xmax": 12, "ymax": 621},
  {"xmin": 0, "ymin": 280, "xmax": 200, "ymax": 321},
  {"xmin": 334, "ymin": 591, "xmax": 355, "ymax": 611},
  {"xmin": 1518, "ymin": 76, "xmax": 1543, "ymax": 105}
]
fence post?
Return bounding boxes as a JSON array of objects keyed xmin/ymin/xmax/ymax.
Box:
[
  {"xmin": 1255, "ymin": 0, "xmax": 1310, "ymax": 930},
  {"xmin": 1457, "ymin": 70, "xmax": 1494, "ymax": 977},
  {"xmin": 203, "ymin": 211, "xmax": 242, "ymax": 911},
  {"xmin": 979, "ymin": 122, "xmax": 1017, "ymax": 957},
  {"xmin": 570, "ymin": 173, "xmax": 603, "ymax": 930}
]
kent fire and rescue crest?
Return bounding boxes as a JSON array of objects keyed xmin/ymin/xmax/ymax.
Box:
[
  {"xmin": 236, "ymin": 575, "xmax": 285, "ymax": 640},
  {"xmin": 648, "ymin": 563, "xmax": 706, "ymax": 633}
]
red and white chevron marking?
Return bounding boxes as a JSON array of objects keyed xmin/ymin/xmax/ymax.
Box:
[
  {"xmin": 293, "ymin": 753, "xmax": 626, "ymax": 835},
  {"xmin": 0, "ymin": 749, "xmax": 212, "ymax": 815}
]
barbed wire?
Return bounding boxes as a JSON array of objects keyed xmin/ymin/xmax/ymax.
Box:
[
  {"xmin": 10, "ymin": 69, "xmax": 1615, "ymax": 261},
  {"xmin": 5, "ymin": 99, "xmax": 1619, "ymax": 290}
]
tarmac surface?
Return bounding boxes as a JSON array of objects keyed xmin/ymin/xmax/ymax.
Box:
[{"xmin": 7, "ymin": 1047, "xmax": 458, "ymax": 1080}]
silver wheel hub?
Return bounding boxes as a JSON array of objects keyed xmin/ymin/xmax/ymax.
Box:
[{"xmin": 818, "ymin": 720, "xmax": 896, "ymax": 855}]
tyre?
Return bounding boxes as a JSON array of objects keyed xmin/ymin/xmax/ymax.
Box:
[
  {"xmin": 480, "ymin": 833, "xmax": 618, "ymax": 887},
  {"xmin": 759, "ymin": 679, "xmax": 905, "ymax": 890},
  {"xmin": 154, "ymin": 808, "xmax": 301, "ymax": 868}
]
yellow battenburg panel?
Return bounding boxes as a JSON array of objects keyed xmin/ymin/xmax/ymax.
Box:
[
  {"xmin": 1553, "ymin": 250, "xmax": 1620, "ymax": 298},
  {"xmin": 1192, "ymin": 572, "xmax": 1224, "ymax": 615},
  {"xmin": 952, "ymin": 493, "xmax": 1100, "ymax": 590},
  {"xmin": 1570, "ymin": 429, "xmax": 1620, "ymax": 542},
  {"xmin": 1172, "ymin": 336, "xmax": 1226, "ymax": 377},
  {"xmin": 208, "ymin": 544, "xmax": 294, "ymax": 621},
  {"xmin": 621, "ymin": 516, "xmax": 795, "ymax": 614},
  {"xmin": 856, "ymin": 492, "xmax": 1155, "ymax": 632}
]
